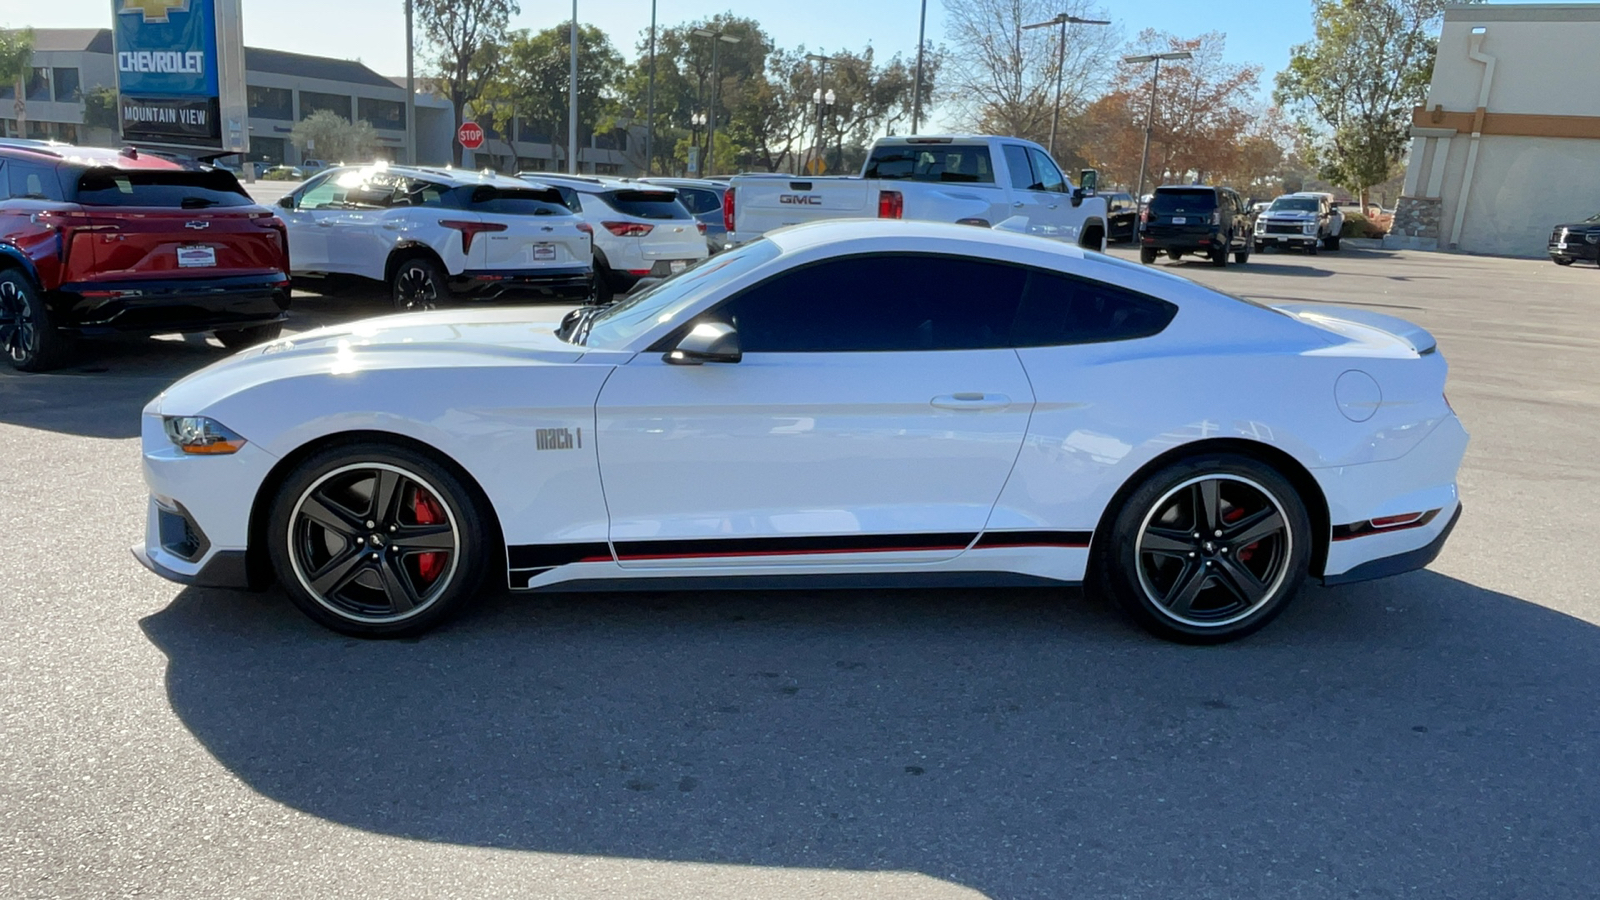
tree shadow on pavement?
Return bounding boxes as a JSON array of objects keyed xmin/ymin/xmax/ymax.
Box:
[{"xmin": 140, "ymin": 571, "xmax": 1600, "ymax": 899}]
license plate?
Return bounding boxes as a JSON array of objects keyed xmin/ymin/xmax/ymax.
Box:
[
  {"xmin": 177, "ymin": 245, "xmax": 216, "ymax": 268},
  {"xmin": 669, "ymin": 260, "xmax": 688, "ymax": 273},
  {"xmin": 1557, "ymin": 242, "xmax": 1568, "ymax": 249},
  {"xmin": 533, "ymin": 243, "xmax": 556, "ymax": 261},
  {"xmin": 1171, "ymin": 217, "xmax": 1187, "ymax": 225}
]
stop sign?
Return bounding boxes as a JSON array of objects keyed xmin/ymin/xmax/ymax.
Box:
[{"xmin": 457, "ymin": 121, "xmax": 485, "ymax": 149}]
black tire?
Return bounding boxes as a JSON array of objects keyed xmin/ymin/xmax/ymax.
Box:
[
  {"xmin": 1140, "ymin": 247, "xmax": 1158, "ymax": 265},
  {"xmin": 1254, "ymin": 241, "xmax": 1265, "ymax": 253},
  {"xmin": 214, "ymin": 322, "xmax": 283, "ymax": 350},
  {"xmin": 267, "ymin": 443, "xmax": 492, "ymax": 638},
  {"xmin": 1166, "ymin": 249, "xmax": 1183, "ymax": 260},
  {"xmin": 1325, "ymin": 234, "xmax": 1341, "ymax": 251},
  {"xmin": 1234, "ymin": 246, "xmax": 1251, "ymax": 265},
  {"xmin": 1092, "ymin": 453, "xmax": 1312, "ymax": 644},
  {"xmin": 0, "ymin": 269, "xmax": 71, "ymax": 372},
  {"xmin": 593, "ymin": 262, "xmax": 616, "ymax": 303},
  {"xmin": 390, "ymin": 256, "xmax": 449, "ymax": 312},
  {"xmin": 1553, "ymin": 257, "xmax": 1573, "ymax": 266},
  {"xmin": 1305, "ymin": 242, "xmax": 1318, "ymax": 256},
  {"xmin": 1210, "ymin": 237, "xmax": 1230, "ymax": 267}
]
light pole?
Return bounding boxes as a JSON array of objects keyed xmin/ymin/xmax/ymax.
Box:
[
  {"xmin": 1122, "ymin": 50, "xmax": 1192, "ymax": 208},
  {"xmin": 1022, "ymin": 12, "xmax": 1110, "ymax": 161},
  {"xmin": 645, "ymin": 0, "xmax": 657, "ymax": 176},
  {"xmin": 693, "ymin": 28, "xmax": 742, "ymax": 178},
  {"xmin": 805, "ymin": 53, "xmax": 835, "ymax": 174},
  {"xmin": 404, "ymin": 0, "xmax": 416, "ymax": 165},
  {"xmin": 689, "ymin": 110, "xmax": 706, "ymax": 175},
  {"xmin": 568, "ymin": 0, "xmax": 578, "ymax": 174},
  {"xmin": 911, "ymin": 0, "xmax": 927, "ymax": 134},
  {"xmin": 812, "ymin": 87, "xmax": 836, "ymax": 173}
]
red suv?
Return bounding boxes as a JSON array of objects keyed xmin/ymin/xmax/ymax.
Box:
[{"xmin": 0, "ymin": 143, "xmax": 290, "ymax": 371}]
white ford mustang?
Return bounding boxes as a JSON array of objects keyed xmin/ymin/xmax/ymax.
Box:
[{"xmin": 135, "ymin": 220, "xmax": 1468, "ymax": 643}]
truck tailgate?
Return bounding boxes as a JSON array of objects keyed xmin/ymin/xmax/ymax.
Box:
[{"xmin": 733, "ymin": 176, "xmax": 873, "ymax": 239}]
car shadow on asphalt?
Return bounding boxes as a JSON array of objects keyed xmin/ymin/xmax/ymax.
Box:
[
  {"xmin": 1159, "ymin": 257, "xmax": 1336, "ymax": 278},
  {"xmin": 139, "ymin": 571, "xmax": 1600, "ymax": 897}
]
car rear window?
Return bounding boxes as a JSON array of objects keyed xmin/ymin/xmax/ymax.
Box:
[
  {"xmin": 75, "ymin": 168, "xmax": 253, "ymax": 208},
  {"xmin": 863, "ymin": 144, "xmax": 995, "ymax": 184},
  {"xmin": 455, "ymin": 186, "xmax": 571, "ymax": 215},
  {"xmin": 1150, "ymin": 189, "xmax": 1218, "ymax": 214},
  {"xmin": 601, "ymin": 189, "xmax": 690, "ymax": 220}
]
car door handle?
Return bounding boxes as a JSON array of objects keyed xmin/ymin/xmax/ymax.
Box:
[
  {"xmin": 316, "ymin": 220, "xmax": 335, "ymax": 227},
  {"xmin": 931, "ymin": 393, "xmax": 1012, "ymax": 411}
]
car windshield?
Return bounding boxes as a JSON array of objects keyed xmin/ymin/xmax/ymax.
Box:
[
  {"xmin": 1270, "ymin": 197, "xmax": 1319, "ymax": 212},
  {"xmin": 583, "ymin": 239, "xmax": 782, "ymax": 349},
  {"xmin": 75, "ymin": 168, "xmax": 253, "ymax": 208},
  {"xmin": 1149, "ymin": 189, "xmax": 1217, "ymax": 214},
  {"xmin": 862, "ymin": 144, "xmax": 996, "ymax": 183}
]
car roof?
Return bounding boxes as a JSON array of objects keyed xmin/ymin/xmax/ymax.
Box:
[
  {"xmin": 765, "ymin": 218, "xmax": 1089, "ymax": 261},
  {"xmin": 640, "ymin": 177, "xmax": 724, "ymax": 191},
  {"xmin": 0, "ymin": 143, "xmax": 187, "ymax": 171},
  {"xmin": 322, "ymin": 163, "xmax": 540, "ymax": 190}
]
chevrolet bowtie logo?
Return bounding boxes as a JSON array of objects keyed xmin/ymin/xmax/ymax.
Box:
[{"xmin": 119, "ymin": 0, "xmax": 190, "ymax": 24}]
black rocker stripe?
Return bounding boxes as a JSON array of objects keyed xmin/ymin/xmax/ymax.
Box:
[
  {"xmin": 1331, "ymin": 508, "xmax": 1441, "ymax": 542},
  {"xmin": 507, "ymin": 542, "xmax": 613, "ymax": 569},
  {"xmin": 610, "ymin": 532, "xmax": 978, "ymax": 561},
  {"xmin": 973, "ymin": 530, "xmax": 1093, "ymax": 550}
]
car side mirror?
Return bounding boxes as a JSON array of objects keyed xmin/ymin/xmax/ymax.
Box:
[
  {"xmin": 1078, "ymin": 169, "xmax": 1098, "ymax": 195},
  {"xmin": 277, "ymin": 195, "xmax": 294, "ymax": 210},
  {"xmin": 1070, "ymin": 186, "xmax": 1085, "ymax": 208},
  {"xmin": 665, "ymin": 321, "xmax": 741, "ymax": 365}
]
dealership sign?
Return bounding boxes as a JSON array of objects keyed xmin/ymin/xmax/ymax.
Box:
[{"xmin": 113, "ymin": 0, "xmax": 248, "ymax": 152}]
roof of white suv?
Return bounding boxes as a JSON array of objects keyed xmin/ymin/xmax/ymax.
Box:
[{"xmin": 328, "ymin": 163, "xmax": 551, "ymax": 191}]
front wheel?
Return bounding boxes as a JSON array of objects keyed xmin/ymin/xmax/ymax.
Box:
[
  {"xmin": 1325, "ymin": 234, "xmax": 1341, "ymax": 251},
  {"xmin": 1093, "ymin": 454, "xmax": 1311, "ymax": 643},
  {"xmin": 0, "ymin": 270, "xmax": 70, "ymax": 372},
  {"xmin": 267, "ymin": 443, "xmax": 492, "ymax": 638},
  {"xmin": 1234, "ymin": 246, "xmax": 1251, "ymax": 265},
  {"xmin": 214, "ymin": 322, "xmax": 283, "ymax": 349},
  {"xmin": 1552, "ymin": 257, "xmax": 1574, "ymax": 266},
  {"xmin": 1139, "ymin": 247, "xmax": 1158, "ymax": 265},
  {"xmin": 391, "ymin": 257, "xmax": 449, "ymax": 312}
]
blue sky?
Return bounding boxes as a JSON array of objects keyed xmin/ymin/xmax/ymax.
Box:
[{"xmin": 17, "ymin": 0, "xmax": 1598, "ymax": 118}]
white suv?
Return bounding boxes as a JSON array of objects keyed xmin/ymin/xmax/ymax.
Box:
[
  {"xmin": 523, "ymin": 174, "xmax": 708, "ymax": 301},
  {"xmin": 277, "ymin": 164, "xmax": 592, "ymax": 310}
]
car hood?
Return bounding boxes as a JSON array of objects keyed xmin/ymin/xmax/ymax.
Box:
[
  {"xmin": 153, "ymin": 307, "xmax": 593, "ymax": 416},
  {"xmin": 1555, "ymin": 221, "xmax": 1600, "ymax": 231},
  {"xmin": 1262, "ymin": 210, "xmax": 1318, "ymax": 220}
]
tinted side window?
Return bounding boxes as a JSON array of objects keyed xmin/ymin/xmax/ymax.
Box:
[
  {"xmin": 1001, "ymin": 145, "xmax": 1034, "ymax": 191},
  {"xmin": 9, "ymin": 162, "xmax": 62, "ymax": 201},
  {"xmin": 1012, "ymin": 270, "xmax": 1177, "ymax": 347},
  {"xmin": 1025, "ymin": 148, "xmax": 1065, "ymax": 193},
  {"xmin": 720, "ymin": 255, "xmax": 1026, "ymax": 353}
]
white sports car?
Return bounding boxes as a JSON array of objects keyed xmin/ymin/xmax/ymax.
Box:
[{"xmin": 135, "ymin": 220, "xmax": 1467, "ymax": 643}]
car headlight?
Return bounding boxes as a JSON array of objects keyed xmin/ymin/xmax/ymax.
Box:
[
  {"xmin": 1254, "ymin": 221, "xmax": 1265, "ymax": 233},
  {"xmin": 1586, "ymin": 233, "xmax": 1599, "ymax": 244},
  {"xmin": 163, "ymin": 416, "xmax": 247, "ymax": 455},
  {"xmin": 1303, "ymin": 223, "xmax": 1317, "ymax": 234}
]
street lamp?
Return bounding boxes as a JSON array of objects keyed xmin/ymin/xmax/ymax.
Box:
[
  {"xmin": 568, "ymin": 0, "xmax": 578, "ymax": 174},
  {"xmin": 689, "ymin": 110, "xmax": 707, "ymax": 175},
  {"xmin": 813, "ymin": 87, "xmax": 837, "ymax": 173},
  {"xmin": 1022, "ymin": 13, "xmax": 1111, "ymax": 161},
  {"xmin": 805, "ymin": 53, "xmax": 836, "ymax": 175},
  {"xmin": 692, "ymin": 28, "xmax": 742, "ymax": 178},
  {"xmin": 1122, "ymin": 50, "xmax": 1192, "ymax": 208},
  {"xmin": 911, "ymin": 0, "xmax": 927, "ymax": 134}
]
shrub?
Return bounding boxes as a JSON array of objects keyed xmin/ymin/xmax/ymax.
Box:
[{"xmin": 1341, "ymin": 211, "xmax": 1388, "ymax": 239}]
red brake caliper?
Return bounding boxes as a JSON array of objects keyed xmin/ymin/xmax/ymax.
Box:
[
  {"xmin": 413, "ymin": 489, "xmax": 446, "ymax": 583},
  {"xmin": 1222, "ymin": 506, "xmax": 1257, "ymax": 563}
]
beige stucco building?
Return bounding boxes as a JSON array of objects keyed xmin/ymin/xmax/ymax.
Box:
[{"xmin": 1387, "ymin": 3, "xmax": 1600, "ymax": 256}]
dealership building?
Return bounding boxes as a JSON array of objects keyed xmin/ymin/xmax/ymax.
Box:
[
  {"xmin": 1388, "ymin": 3, "xmax": 1600, "ymax": 256},
  {"xmin": 2, "ymin": 28, "xmax": 638, "ymax": 174}
]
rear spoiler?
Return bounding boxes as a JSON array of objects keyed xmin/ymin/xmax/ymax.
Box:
[{"xmin": 1271, "ymin": 302, "xmax": 1438, "ymax": 356}]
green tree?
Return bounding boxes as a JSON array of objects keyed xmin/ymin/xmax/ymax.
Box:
[
  {"xmin": 290, "ymin": 109, "xmax": 380, "ymax": 163},
  {"xmin": 490, "ymin": 23, "xmax": 623, "ymax": 171},
  {"xmin": 1273, "ymin": 0, "xmax": 1480, "ymax": 207},
  {"xmin": 0, "ymin": 27, "xmax": 35, "ymax": 136},
  {"xmin": 416, "ymin": 0, "xmax": 519, "ymax": 165},
  {"xmin": 82, "ymin": 85, "xmax": 119, "ymax": 131}
]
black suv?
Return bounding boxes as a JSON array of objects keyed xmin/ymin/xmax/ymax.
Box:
[
  {"xmin": 1139, "ymin": 184, "xmax": 1252, "ymax": 267},
  {"xmin": 1548, "ymin": 212, "xmax": 1600, "ymax": 267}
]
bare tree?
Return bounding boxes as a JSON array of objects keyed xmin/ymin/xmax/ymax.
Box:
[
  {"xmin": 416, "ymin": 0, "xmax": 519, "ymax": 165},
  {"xmin": 942, "ymin": 0, "xmax": 1116, "ymax": 147}
]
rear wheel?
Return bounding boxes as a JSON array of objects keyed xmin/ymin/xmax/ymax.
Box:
[
  {"xmin": 0, "ymin": 269, "xmax": 70, "ymax": 372},
  {"xmin": 391, "ymin": 256, "xmax": 449, "ymax": 312},
  {"xmin": 1139, "ymin": 247, "xmax": 1158, "ymax": 265},
  {"xmin": 268, "ymin": 443, "xmax": 491, "ymax": 638},
  {"xmin": 1093, "ymin": 454, "xmax": 1311, "ymax": 643},
  {"xmin": 1210, "ymin": 236, "xmax": 1230, "ymax": 267},
  {"xmin": 214, "ymin": 322, "xmax": 283, "ymax": 349},
  {"xmin": 593, "ymin": 261, "xmax": 616, "ymax": 303},
  {"xmin": 1234, "ymin": 244, "xmax": 1251, "ymax": 265}
]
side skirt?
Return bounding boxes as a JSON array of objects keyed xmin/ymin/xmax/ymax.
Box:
[{"xmin": 523, "ymin": 570, "xmax": 1080, "ymax": 594}]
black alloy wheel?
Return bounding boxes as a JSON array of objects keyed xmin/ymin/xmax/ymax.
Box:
[
  {"xmin": 0, "ymin": 270, "xmax": 68, "ymax": 372},
  {"xmin": 268, "ymin": 445, "xmax": 490, "ymax": 637},
  {"xmin": 392, "ymin": 257, "xmax": 448, "ymax": 312},
  {"xmin": 1095, "ymin": 454, "xmax": 1311, "ymax": 643}
]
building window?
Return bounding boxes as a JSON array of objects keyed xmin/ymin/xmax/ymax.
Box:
[
  {"xmin": 26, "ymin": 119, "xmax": 51, "ymax": 140},
  {"xmin": 357, "ymin": 97, "xmax": 405, "ymax": 131},
  {"xmin": 52, "ymin": 68, "xmax": 81, "ymax": 103},
  {"xmin": 515, "ymin": 157, "xmax": 546, "ymax": 172},
  {"xmin": 593, "ymin": 163, "xmax": 621, "ymax": 175},
  {"xmin": 54, "ymin": 123, "xmax": 78, "ymax": 144},
  {"xmin": 247, "ymin": 136, "xmax": 286, "ymax": 166},
  {"xmin": 299, "ymin": 91, "xmax": 352, "ymax": 121},
  {"xmin": 25, "ymin": 68, "xmax": 50, "ymax": 103},
  {"xmin": 248, "ymin": 85, "xmax": 293, "ymax": 120}
]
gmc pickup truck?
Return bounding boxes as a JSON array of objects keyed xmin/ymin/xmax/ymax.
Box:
[{"xmin": 726, "ymin": 136, "xmax": 1108, "ymax": 251}]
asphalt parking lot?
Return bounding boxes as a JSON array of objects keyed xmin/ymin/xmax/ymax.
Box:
[{"xmin": 2, "ymin": 244, "xmax": 1597, "ymax": 899}]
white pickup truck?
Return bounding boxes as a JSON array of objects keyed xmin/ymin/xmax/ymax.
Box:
[{"xmin": 726, "ymin": 135, "xmax": 1109, "ymax": 251}]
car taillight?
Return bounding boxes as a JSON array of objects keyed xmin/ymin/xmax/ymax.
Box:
[
  {"xmin": 575, "ymin": 222, "xmax": 593, "ymax": 237},
  {"xmin": 722, "ymin": 187, "xmax": 736, "ymax": 234},
  {"xmin": 696, "ymin": 221, "xmax": 707, "ymax": 234},
  {"xmin": 438, "ymin": 219, "xmax": 507, "ymax": 253},
  {"xmin": 602, "ymin": 221, "xmax": 653, "ymax": 237},
  {"xmin": 878, "ymin": 190, "xmax": 903, "ymax": 219}
]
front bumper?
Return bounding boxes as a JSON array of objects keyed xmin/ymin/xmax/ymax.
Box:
[
  {"xmin": 53, "ymin": 273, "xmax": 290, "ymax": 335},
  {"xmin": 452, "ymin": 266, "xmax": 593, "ymax": 301},
  {"xmin": 1548, "ymin": 241, "xmax": 1598, "ymax": 263},
  {"xmin": 1256, "ymin": 231, "xmax": 1319, "ymax": 247}
]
